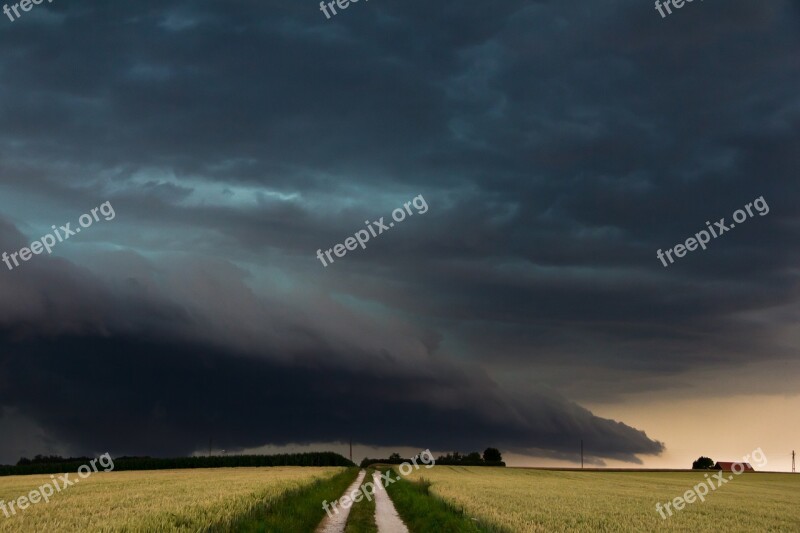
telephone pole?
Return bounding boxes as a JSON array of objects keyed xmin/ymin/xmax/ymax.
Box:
[
  {"xmin": 581, "ymin": 440, "xmax": 584, "ymax": 469},
  {"xmin": 792, "ymin": 450, "xmax": 795, "ymax": 473},
  {"xmin": 349, "ymin": 439, "xmax": 353, "ymax": 463}
]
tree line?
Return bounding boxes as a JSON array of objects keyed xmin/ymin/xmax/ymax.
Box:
[
  {"xmin": 1, "ymin": 452, "xmax": 355, "ymax": 476},
  {"xmin": 361, "ymin": 448, "xmax": 505, "ymax": 468}
]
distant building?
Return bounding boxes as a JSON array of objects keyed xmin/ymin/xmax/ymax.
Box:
[{"xmin": 714, "ymin": 462, "xmax": 755, "ymax": 472}]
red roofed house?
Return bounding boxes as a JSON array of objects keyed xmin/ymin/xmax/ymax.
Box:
[{"xmin": 714, "ymin": 462, "xmax": 755, "ymax": 472}]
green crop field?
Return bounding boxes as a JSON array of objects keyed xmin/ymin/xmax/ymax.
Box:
[{"xmin": 400, "ymin": 466, "xmax": 800, "ymax": 532}]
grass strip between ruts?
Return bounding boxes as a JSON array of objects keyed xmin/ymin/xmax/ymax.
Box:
[{"xmin": 344, "ymin": 469, "xmax": 378, "ymax": 533}]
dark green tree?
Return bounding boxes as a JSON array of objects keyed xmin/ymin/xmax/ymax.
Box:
[
  {"xmin": 692, "ymin": 456, "xmax": 715, "ymax": 469},
  {"xmin": 483, "ymin": 447, "xmax": 502, "ymax": 463}
]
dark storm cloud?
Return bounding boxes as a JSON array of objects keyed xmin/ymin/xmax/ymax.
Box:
[
  {"xmin": 0, "ymin": 220, "xmax": 661, "ymax": 464},
  {"xmin": 1, "ymin": 335, "xmax": 662, "ymax": 464},
  {"xmin": 0, "ymin": 0, "xmax": 797, "ymax": 460}
]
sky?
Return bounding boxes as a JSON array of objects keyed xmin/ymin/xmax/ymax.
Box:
[{"xmin": 0, "ymin": 0, "xmax": 797, "ymax": 469}]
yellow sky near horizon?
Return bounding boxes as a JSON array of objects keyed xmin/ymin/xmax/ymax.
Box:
[{"xmin": 504, "ymin": 394, "xmax": 799, "ymax": 471}]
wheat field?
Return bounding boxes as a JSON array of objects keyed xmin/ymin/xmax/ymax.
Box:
[
  {"xmin": 0, "ymin": 466, "xmax": 343, "ymax": 532},
  {"xmin": 401, "ymin": 466, "xmax": 800, "ymax": 532}
]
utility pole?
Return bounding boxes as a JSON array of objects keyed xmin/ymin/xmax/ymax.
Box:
[
  {"xmin": 792, "ymin": 450, "xmax": 795, "ymax": 473},
  {"xmin": 581, "ymin": 440, "xmax": 584, "ymax": 469},
  {"xmin": 349, "ymin": 439, "xmax": 353, "ymax": 463}
]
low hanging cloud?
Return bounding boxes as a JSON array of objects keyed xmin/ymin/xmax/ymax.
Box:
[{"xmin": 0, "ymin": 220, "xmax": 662, "ymax": 464}]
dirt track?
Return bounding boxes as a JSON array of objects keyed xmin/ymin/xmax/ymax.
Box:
[{"xmin": 372, "ymin": 470, "xmax": 409, "ymax": 533}]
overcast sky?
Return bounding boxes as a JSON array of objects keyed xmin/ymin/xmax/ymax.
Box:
[{"xmin": 0, "ymin": 0, "xmax": 797, "ymax": 468}]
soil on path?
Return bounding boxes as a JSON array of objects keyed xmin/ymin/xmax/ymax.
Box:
[
  {"xmin": 372, "ymin": 470, "xmax": 409, "ymax": 533},
  {"xmin": 315, "ymin": 470, "xmax": 367, "ymax": 533}
]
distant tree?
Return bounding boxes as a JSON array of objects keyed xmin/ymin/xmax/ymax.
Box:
[
  {"xmin": 483, "ymin": 448, "xmax": 502, "ymax": 463},
  {"xmin": 692, "ymin": 456, "xmax": 715, "ymax": 469},
  {"xmin": 388, "ymin": 453, "xmax": 402, "ymax": 461},
  {"xmin": 466, "ymin": 452, "xmax": 483, "ymax": 463}
]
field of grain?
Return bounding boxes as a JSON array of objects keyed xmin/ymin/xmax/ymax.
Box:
[
  {"xmin": 401, "ymin": 466, "xmax": 800, "ymax": 532},
  {"xmin": 0, "ymin": 466, "xmax": 343, "ymax": 532}
]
